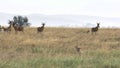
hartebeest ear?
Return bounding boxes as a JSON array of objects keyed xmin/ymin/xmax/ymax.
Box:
[
  {"xmin": 97, "ymin": 23, "xmax": 100, "ymax": 26},
  {"xmin": 97, "ymin": 22, "xmax": 100, "ymax": 24},
  {"xmin": 8, "ymin": 20, "xmax": 11, "ymax": 24},
  {"xmin": 8, "ymin": 20, "xmax": 13, "ymax": 24},
  {"xmin": 42, "ymin": 23, "xmax": 45, "ymax": 25}
]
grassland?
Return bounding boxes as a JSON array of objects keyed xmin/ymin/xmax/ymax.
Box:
[{"xmin": 0, "ymin": 27, "xmax": 120, "ymax": 68}]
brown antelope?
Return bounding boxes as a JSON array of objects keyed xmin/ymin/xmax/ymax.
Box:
[
  {"xmin": 2, "ymin": 21, "xmax": 12, "ymax": 32},
  {"xmin": 91, "ymin": 23, "xmax": 100, "ymax": 34},
  {"xmin": 0, "ymin": 25, "xmax": 2, "ymax": 32},
  {"xmin": 12, "ymin": 21, "xmax": 24, "ymax": 33},
  {"xmin": 37, "ymin": 23, "xmax": 45, "ymax": 33},
  {"xmin": 75, "ymin": 46, "xmax": 81, "ymax": 55}
]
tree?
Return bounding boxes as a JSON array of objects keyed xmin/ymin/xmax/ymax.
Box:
[{"xmin": 13, "ymin": 16, "xmax": 31, "ymax": 27}]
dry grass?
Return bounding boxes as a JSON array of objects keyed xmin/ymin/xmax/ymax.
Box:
[{"xmin": 0, "ymin": 27, "xmax": 120, "ymax": 68}]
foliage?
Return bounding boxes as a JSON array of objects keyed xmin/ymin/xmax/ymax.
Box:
[{"xmin": 13, "ymin": 16, "xmax": 31, "ymax": 27}]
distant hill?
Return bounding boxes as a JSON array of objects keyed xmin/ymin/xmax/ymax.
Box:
[
  {"xmin": 0, "ymin": 13, "xmax": 120, "ymax": 28},
  {"xmin": 27, "ymin": 14, "xmax": 120, "ymax": 28}
]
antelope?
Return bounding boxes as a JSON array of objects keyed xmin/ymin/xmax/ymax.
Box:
[
  {"xmin": 12, "ymin": 21, "xmax": 24, "ymax": 33},
  {"xmin": 2, "ymin": 21, "xmax": 12, "ymax": 32},
  {"xmin": 0, "ymin": 25, "xmax": 2, "ymax": 32},
  {"xmin": 91, "ymin": 23, "xmax": 100, "ymax": 34},
  {"xmin": 37, "ymin": 23, "xmax": 45, "ymax": 33},
  {"xmin": 75, "ymin": 46, "xmax": 81, "ymax": 55}
]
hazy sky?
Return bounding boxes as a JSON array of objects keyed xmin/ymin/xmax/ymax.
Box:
[{"xmin": 0, "ymin": 0, "xmax": 120, "ymax": 17}]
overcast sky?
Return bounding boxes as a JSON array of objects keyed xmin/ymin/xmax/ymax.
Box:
[{"xmin": 0, "ymin": 0, "xmax": 120, "ymax": 17}]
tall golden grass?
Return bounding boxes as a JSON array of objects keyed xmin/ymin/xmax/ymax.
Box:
[{"xmin": 0, "ymin": 27, "xmax": 120, "ymax": 68}]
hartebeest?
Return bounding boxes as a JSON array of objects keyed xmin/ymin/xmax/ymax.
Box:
[
  {"xmin": 75, "ymin": 46, "xmax": 81, "ymax": 55},
  {"xmin": 37, "ymin": 23, "xmax": 45, "ymax": 33},
  {"xmin": 2, "ymin": 21, "xmax": 12, "ymax": 32},
  {"xmin": 12, "ymin": 21, "xmax": 24, "ymax": 33},
  {"xmin": 91, "ymin": 23, "xmax": 100, "ymax": 34},
  {"xmin": 0, "ymin": 25, "xmax": 2, "ymax": 32}
]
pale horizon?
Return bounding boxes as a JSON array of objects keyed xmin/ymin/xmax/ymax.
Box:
[{"xmin": 0, "ymin": 0, "xmax": 120, "ymax": 17}]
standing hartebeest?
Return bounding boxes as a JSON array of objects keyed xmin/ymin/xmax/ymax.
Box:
[
  {"xmin": 37, "ymin": 23, "xmax": 45, "ymax": 33},
  {"xmin": 91, "ymin": 23, "xmax": 100, "ymax": 34},
  {"xmin": 0, "ymin": 25, "xmax": 2, "ymax": 32},
  {"xmin": 2, "ymin": 21, "xmax": 13, "ymax": 32},
  {"xmin": 11, "ymin": 21, "xmax": 24, "ymax": 33},
  {"xmin": 75, "ymin": 46, "xmax": 81, "ymax": 55}
]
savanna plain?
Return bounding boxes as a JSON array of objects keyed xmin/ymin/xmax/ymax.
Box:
[{"xmin": 0, "ymin": 27, "xmax": 120, "ymax": 68}]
